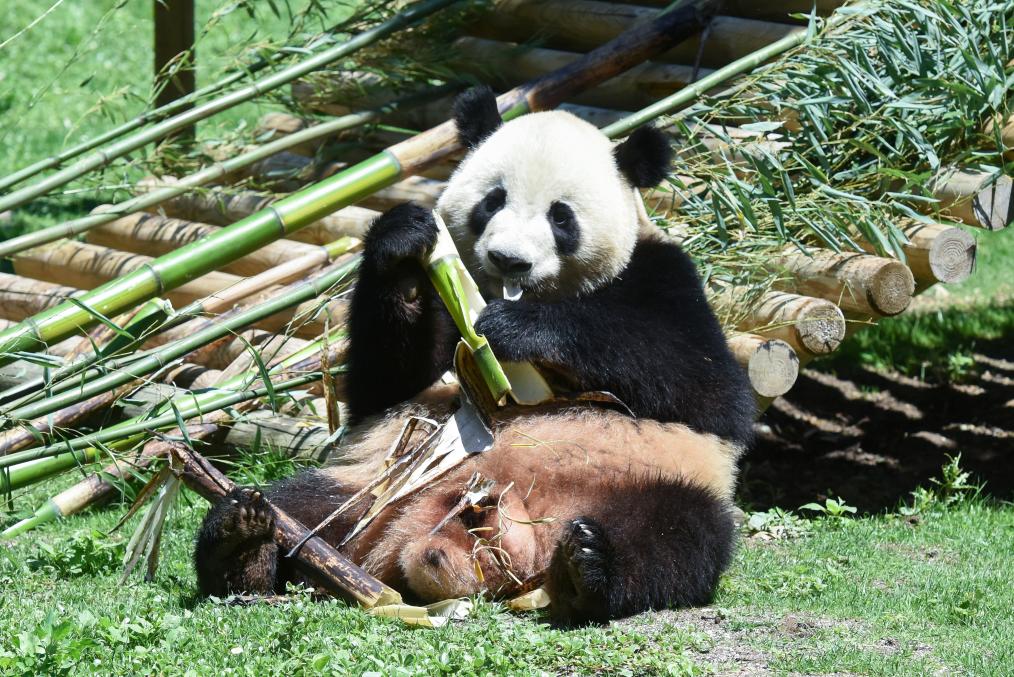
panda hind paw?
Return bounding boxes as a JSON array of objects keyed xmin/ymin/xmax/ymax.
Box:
[
  {"xmin": 204, "ymin": 487, "xmax": 274, "ymax": 547},
  {"xmin": 547, "ymin": 517, "xmax": 614, "ymax": 625}
]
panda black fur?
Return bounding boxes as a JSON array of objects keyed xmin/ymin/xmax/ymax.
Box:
[{"xmin": 194, "ymin": 87, "xmax": 754, "ymax": 625}]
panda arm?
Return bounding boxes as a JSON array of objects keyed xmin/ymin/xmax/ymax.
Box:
[
  {"xmin": 346, "ymin": 204, "xmax": 460, "ymax": 420},
  {"xmin": 475, "ymin": 239, "xmax": 755, "ymax": 443}
]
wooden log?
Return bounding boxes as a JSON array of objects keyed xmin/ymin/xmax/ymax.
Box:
[
  {"xmin": 930, "ymin": 167, "xmax": 1011, "ymax": 231},
  {"xmin": 770, "ymin": 250, "xmax": 915, "ymax": 317},
  {"xmin": 727, "ymin": 333, "xmax": 799, "ymax": 399},
  {"xmin": 452, "ymin": 37, "xmax": 710, "ymax": 110},
  {"xmin": 736, "ymin": 291, "xmax": 845, "ymax": 356},
  {"xmin": 169, "ymin": 445, "xmax": 398, "ymax": 606},
  {"xmin": 138, "ymin": 180, "xmax": 379, "ymax": 242},
  {"xmin": 88, "ymin": 212, "xmax": 325, "ymax": 276},
  {"xmin": 0, "ymin": 273, "xmax": 80, "ymax": 321},
  {"xmin": 12, "ymin": 241, "xmax": 238, "ymax": 308},
  {"xmin": 984, "ymin": 114, "xmax": 1014, "ymax": 157},
  {"xmin": 857, "ymin": 222, "xmax": 976, "ymax": 288},
  {"xmin": 471, "ymin": 2, "xmax": 803, "ymax": 68}
]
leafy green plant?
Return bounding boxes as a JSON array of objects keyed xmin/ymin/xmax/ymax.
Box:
[
  {"xmin": 26, "ymin": 530, "xmax": 124, "ymax": 578},
  {"xmin": 745, "ymin": 507, "xmax": 811, "ymax": 540},
  {"xmin": 800, "ymin": 497, "xmax": 858, "ymax": 519},
  {"xmin": 899, "ymin": 453, "xmax": 983, "ymax": 515}
]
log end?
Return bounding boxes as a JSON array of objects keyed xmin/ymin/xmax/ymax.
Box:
[
  {"xmin": 927, "ymin": 225, "xmax": 977, "ymax": 284},
  {"xmin": 792, "ymin": 300, "xmax": 846, "ymax": 355},
  {"xmin": 868, "ymin": 261, "xmax": 915, "ymax": 316},
  {"xmin": 729, "ymin": 334, "xmax": 799, "ymax": 399},
  {"xmin": 972, "ymin": 176, "xmax": 1012, "ymax": 231}
]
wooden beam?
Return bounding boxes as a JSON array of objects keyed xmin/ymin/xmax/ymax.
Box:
[
  {"xmin": 728, "ymin": 333, "xmax": 799, "ymax": 399},
  {"xmin": 735, "ymin": 291, "xmax": 846, "ymax": 357},
  {"xmin": 930, "ymin": 167, "xmax": 1011, "ymax": 232},
  {"xmin": 858, "ymin": 222, "xmax": 976, "ymax": 289}
]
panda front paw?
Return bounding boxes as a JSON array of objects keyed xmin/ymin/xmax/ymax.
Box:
[
  {"xmin": 474, "ymin": 299, "xmax": 546, "ymax": 362},
  {"xmin": 546, "ymin": 517, "xmax": 615, "ymax": 625},
  {"xmin": 199, "ymin": 487, "xmax": 275, "ymax": 551},
  {"xmin": 364, "ymin": 202, "xmax": 439, "ymax": 275}
]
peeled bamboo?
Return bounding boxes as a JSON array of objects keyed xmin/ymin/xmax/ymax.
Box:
[
  {"xmin": 87, "ymin": 213, "xmax": 324, "ymax": 277},
  {"xmin": 770, "ymin": 250, "xmax": 916, "ymax": 317},
  {"xmin": 858, "ymin": 222, "xmax": 976, "ymax": 288},
  {"xmin": 12, "ymin": 241, "xmax": 239, "ymax": 308},
  {"xmin": 0, "ymin": 0, "xmax": 463, "ymax": 214},
  {"xmin": 930, "ymin": 167, "xmax": 1011, "ymax": 231},
  {"xmin": 735, "ymin": 291, "xmax": 846, "ymax": 357},
  {"xmin": 471, "ymin": 2, "xmax": 803, "ymax": 68},
  {"xmin": 0, "ymin": 273, "xmax": 79, "ymax": 321},
  {"xmin": 727, "ymin": 333, "xmax": 799, "ymax": 399},
  {"xmin": 0, "ymin": 0, "xmax": 718, "ymax": 362}
]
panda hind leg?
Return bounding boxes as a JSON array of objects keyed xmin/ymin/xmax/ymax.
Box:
[
  {"xmin": 194, "ymin": 487, "xmax": 279, "ymax": 597},
  {"xmin": 545, "ymin": 476, "xmax": 735, "ymax": 625}
]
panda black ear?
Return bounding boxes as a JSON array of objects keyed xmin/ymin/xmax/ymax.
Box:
[
  {"xmin": 452, "ymin": 85, "xmax": 503, "ymax": 149},
  {"xmin": 613, "ymin": 126, "xmax": 673, "ymax": 188}
]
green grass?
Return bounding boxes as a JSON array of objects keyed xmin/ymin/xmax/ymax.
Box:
[{"xmin": 2, "ymin": 467, "xmax": 1011, "ymax": 675}]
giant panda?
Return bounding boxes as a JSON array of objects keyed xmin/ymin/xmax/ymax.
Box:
[{"xmin": 193, "ymin": 86, "xmax": 755, "ymax": 625}]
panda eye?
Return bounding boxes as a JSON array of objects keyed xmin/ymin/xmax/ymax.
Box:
[
  {"xmin": 482, "ymin": 187, "xmax": 506, "ymax": 212},
  {"xmin": 549, "ymin": 202, "xmax": 574, "ymax": 228}
]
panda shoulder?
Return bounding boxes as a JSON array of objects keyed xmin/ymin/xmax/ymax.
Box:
[{"xmin": 625, "ymin": 233, "xmax": 704, "ymax": 290}]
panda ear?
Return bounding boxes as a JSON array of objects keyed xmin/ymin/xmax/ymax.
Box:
[
  {"xmin": 452, "ymin": 85, "xmax": 503, "ymax": 149},
  {"xmin": 613, "ymin": 126, "xmax": 673, "ymax": 188}
]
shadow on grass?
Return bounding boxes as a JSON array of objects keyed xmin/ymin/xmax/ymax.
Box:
[{"xmin": 741, "ymin": 302, "xmax": 1014, "ymax": 513}]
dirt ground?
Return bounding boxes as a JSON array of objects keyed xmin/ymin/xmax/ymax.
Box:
[{"xmin": 741, "ymin": 336, "xmax": 1013, "ymax": 512}]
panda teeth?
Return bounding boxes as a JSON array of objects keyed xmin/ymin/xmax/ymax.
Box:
[{"xmin": 503, "ymin": 282, "xmax": 524, "ymax": 301}]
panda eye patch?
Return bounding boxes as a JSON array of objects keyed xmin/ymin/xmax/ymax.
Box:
[
  {"xmin": 548, "ymin": 201, "xmax": 579, "ymax": 255},
  {"xmin": 467, "ymin": 186, "xmax": 506, "ymax": 235}
]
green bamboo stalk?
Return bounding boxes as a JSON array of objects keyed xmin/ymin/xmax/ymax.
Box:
[
  {"xmin": 1, "ymin": 256, "xmax": 359, "ymax": 423},
  {"xmin": 0, "ymin": 0, "xmax": 463, "ymax": 214},
  {"xmin": 0, "ymin": 89, "xmax": 451, "ymax": 259},
  {"xmin": 601, "ymin": 29, "xmax": 811, "ymax": 139},
  {"xmin": 0, "ymin": 51, "xmax": 285, "ymax": 193},
  {"xmin": 0, "ymin": 325, "xmax": 347, "ymax": 471},
  {"xmin": 0, "ymin": 0, "xmax": 711, "ymax": 366}
]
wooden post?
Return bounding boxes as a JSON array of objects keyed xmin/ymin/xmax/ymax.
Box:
[
  {"xmin": 858, "ymin": 222, "xmax": 976, "ymax": 289},
  {"xmin": 153, "ymin": 0, "xmax": 196, "ymax": 140},
  {"xmin": 930, "ymin": 167, "xmax": 1011, "ymax": 232},
  {"xmin": 735, "ymin": 291, "xmax": 845, "ymax": 357},
  {"xmin": 727, "ymin": 333, "xmax": 799, "ymax": 400},
  {"xmin": 770, "ymin": 250, "xmax": 916, "ymax": 317}
]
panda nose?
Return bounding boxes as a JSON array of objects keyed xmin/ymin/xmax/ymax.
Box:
[{"xmin": 487, "ymin": 250, "xmax": 532, "ymax": 275}]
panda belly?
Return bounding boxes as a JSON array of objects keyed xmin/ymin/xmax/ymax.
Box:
[{"xmin": 338, "ymin": 407, "xmax": 739, "ymax": 603}]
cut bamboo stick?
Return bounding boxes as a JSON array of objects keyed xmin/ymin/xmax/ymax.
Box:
[
  {"xmin": 735, "ymin": 291, "xmax": 845, "ymax": 357},
  {"xmin": 12, "ymin": 241, "xmax": 239, "ymax": 308},
  {"xmin": 930, "ymin": 167, "xmax": 1011, "ymax": 231},
  {"xmin": 0, "ymin": 273, "xmax": 80, "ymax": 322},
  {"xmin": 472, "ymin": 2, "xmax": 803, "ymax": 68},
  {"xmin": 87, "ymin": 212, "xmax": 325, "ymax": 277},
  {"xmin": 727, "ymin": 333, "xmax": 799, "ymax": 399},
  {"xmin": 858, "ymin": 222, "xmax": 976, "ymax": 288},
  {"xmin": 770, "ymin": 250, "xmax": 916, "ymax": 317}
]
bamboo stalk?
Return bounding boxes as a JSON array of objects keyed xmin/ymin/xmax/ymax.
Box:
[
  {"xmin": 1, "ymin": 258, "xmax": 359, "ymax": 423},
  {"xmin": 735, "ymin": 291, "xmax": 846, "ymax": 357},
  {"xmin": 12, "ymin": 241, "xmax": 240, "ymax": 308},
  {"xmin": 168, "ymin": 444, "xmax": 398, "ymax": 606},
  {"xmin": 87, "ymin": 212, "xmax": 324, "ymax": 277},
  {"xmin": 857, "ymin": 222, "xmax": 977, "ymax": 289},
  {"xmin": 140, "ymin": 183, "xmax": 381, "ymax": 242},
  {"xmin": 727, "ymin": 333, "xmax": 799, "ymax": 399},
  {"xmin": 930, "ymin": 167, "xmax": 1011, "ymax": 232},
  {"xmin": 471, "ymin": 2, "xmax": 803, "ymax": 68},
  {"xmin": 0, "ymin": 0, "xmax": 464, "ymax": 214},
  {"xmin": 770, "ymin": 250, "xmax": 916, "ymax": 317},
  {"xmin": 0, "ymin": 0, "xmax": 714, "ymax": 363}
]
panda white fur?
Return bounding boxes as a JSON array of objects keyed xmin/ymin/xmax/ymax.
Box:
[{"xmin": 194, "ymin": 87, "xmax": 755, "ymax": 625}]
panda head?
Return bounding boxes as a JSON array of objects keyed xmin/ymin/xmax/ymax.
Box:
[{"xmin": 436, "ymin": 86, "xmax": 672, "ymax": 300}]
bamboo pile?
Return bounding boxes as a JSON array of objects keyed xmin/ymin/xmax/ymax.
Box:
[{"xmin": 0, "ymin": 0, "xmax": 1008, "ymax": 602}]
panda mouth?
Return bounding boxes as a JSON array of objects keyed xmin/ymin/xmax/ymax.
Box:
[{"xmin": 502, "ymin": 281, "xmax": 524, "ymax": 301}]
